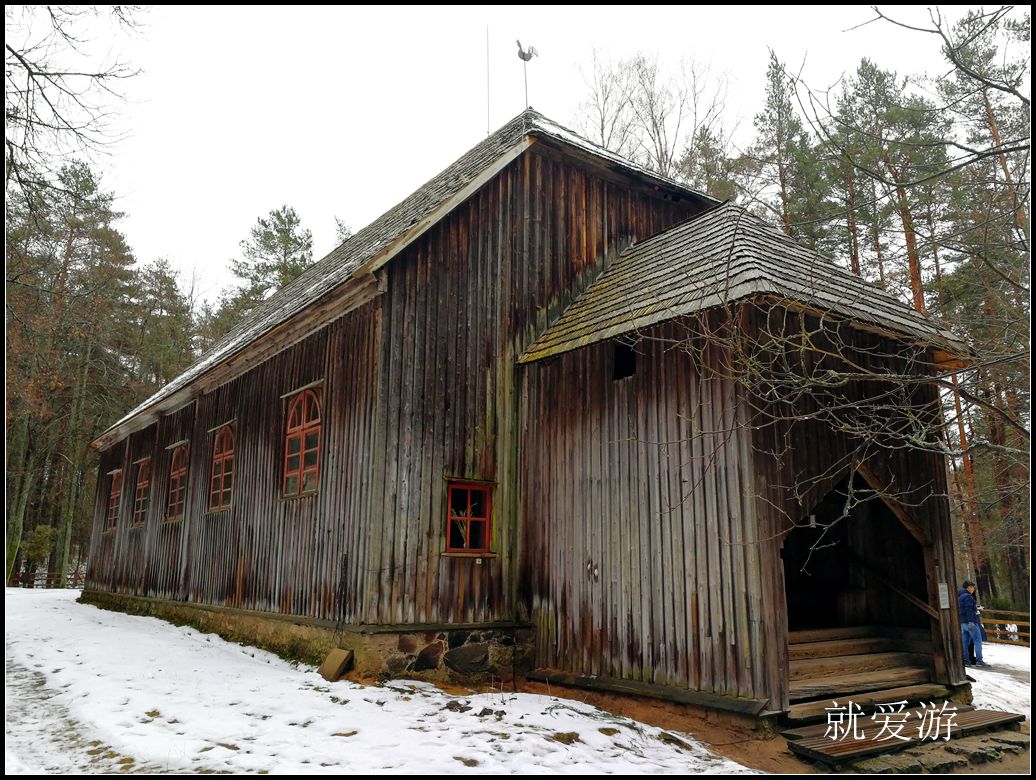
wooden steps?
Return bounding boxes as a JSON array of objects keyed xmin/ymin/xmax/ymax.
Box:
[
  {"xmin": 786, "ymin": 625, "xmax": 936, "ymax": 708},
  {"xmin": 786, "ymin": 683, "xmax": 953, "ymax": 723},
  {"xmin": 789, "ymin": 636, "xmax": 896, "ymax": 660},
  {"xmin": 788, "ymin": 626, "xmax": 876, "ymax": 643},
  {"xmin": 788, "ymin": 625, "xmax": 930, "ymax": 644},
  {"xmin": 782, "ymin": 704, "xmax": 975, "ymax": 740},
  {"xmin": 789, "ymin": 665, "xmax": 932, "ymax": 701},
  {"xmin": 785, "ymin": 708, "xmax": 1026, "ymax": 766},
  {"xmin": 790, "ymin": 652, "xmax": 930, "ymax": 680}
]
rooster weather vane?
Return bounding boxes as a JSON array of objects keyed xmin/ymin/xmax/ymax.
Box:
[{"xmin": 516, "ymin": 40, "xmax": 538, "ymax": 108}]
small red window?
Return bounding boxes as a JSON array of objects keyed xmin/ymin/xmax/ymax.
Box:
[
  {"xmin": 208, "ymin": 426, "xmax": 235, "ymax": 511},
  {"xmin": 105, "ymin": 471, "xmax": 123, "ymax": 532},
  {"xmin": 132, "ymin": 461, "xmax": 150, "ymax": 527},
  {"xmin": 167, "ymin": 445, "xmax": 188, "ymax": 519},
  {"xmin": 283, "ymin": 389, "xmax": 321, "ymax": 497},
  {"xmin": 445, "ymin": 482, "xmax": 492, "ymax": 554}
]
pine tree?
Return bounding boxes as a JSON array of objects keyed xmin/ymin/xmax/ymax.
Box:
[{"xmin": 201, "ymin": 206, "xmax": 315, "ymax": 344}]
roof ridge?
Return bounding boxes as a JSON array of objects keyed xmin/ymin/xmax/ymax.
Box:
[{"xmin": 93, "ymin": 107, "xmax": 716, "ymax": 448}]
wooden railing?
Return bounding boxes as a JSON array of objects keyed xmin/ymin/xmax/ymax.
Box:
[
  {"xmin": 6, "ymin": 571, "xmax": 85, "ymax": 589},
  {"xmin": 981, "ymin": 609, "xmax": 1030, "ymax": 647}
]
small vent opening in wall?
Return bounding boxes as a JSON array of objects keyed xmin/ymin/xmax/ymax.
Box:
[{"xmin": 613, "ymin": 341, "xmax": 637, "ymax": 381}]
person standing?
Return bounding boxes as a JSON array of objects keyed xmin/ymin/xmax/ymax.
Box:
[{"xmin": 958, "ymin": 580, "xmax": 989, "ymax": 667}]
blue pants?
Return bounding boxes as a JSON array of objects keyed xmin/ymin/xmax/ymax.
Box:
[{"xmin": 961, "ymin": 621, "xmax": 983, "ymax": 663}]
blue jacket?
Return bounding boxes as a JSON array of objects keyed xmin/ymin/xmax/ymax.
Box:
[{"xmin": 958, "ymin": 588, "xmax": 980, "ymax": 624}]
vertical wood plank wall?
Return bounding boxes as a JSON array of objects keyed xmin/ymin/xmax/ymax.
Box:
[
  {"xmin": 747, "ymin": 311, "xmax": 964, "ymax": 709},
  {"xmin": 363, "ymin": 145, "xmax": 700, "ymax": 626},
  {"xmin": 86, "ymin": 304, "xmax": 380, "ymax": 623},
  {"xmin": 87, "ymin": 144, "xmax": 705, "ymax": 630},
  {"xmin": 84, "ymin": 143, "xmax": 959, "ymax": 711},
  {"xmin": 519, "ymin": 321, "xmax": 770, "ymax": 704}
]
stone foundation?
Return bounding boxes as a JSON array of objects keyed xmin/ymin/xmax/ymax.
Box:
[{"xmin": 79, "ymin": 590, "xmax": 535, "ymax": 686}]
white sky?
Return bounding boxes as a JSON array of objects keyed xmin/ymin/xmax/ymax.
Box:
[{"xmin": 20, "ymin": 5, "xmax": 986, "ymax": 303}]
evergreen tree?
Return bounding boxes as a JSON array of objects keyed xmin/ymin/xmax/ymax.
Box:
[
  {"xmin": 200, "ymin": 206, "xmax": 315, "ymax": 344},
  {"xmin": 6, "ymin": 161, "xmax": 141, "ymax": 582}
]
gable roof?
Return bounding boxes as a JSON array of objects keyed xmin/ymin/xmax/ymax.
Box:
[
  {"xmin": 519, "ymin": 202, "xmax": 970, "ymax": 364},
  {"xmin": 92, "ymin": 109, "xmax": 713, "ymax": 450}
]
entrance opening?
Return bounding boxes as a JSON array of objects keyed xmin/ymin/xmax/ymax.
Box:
[{"xmin": 782, "ymin": 472, "xmax": 936, "ymax": 716}]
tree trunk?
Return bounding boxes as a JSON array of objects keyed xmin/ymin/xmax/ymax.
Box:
[
  {"xmin": 883, "ymin": 157, "xmax": 925, "ymax": 313},
  {"xmin": 983, "ymin": 91, "xmax": 1029, "ymax": 238},
  {"xmin": 777, "ymin": 154, "xmax": 792, "ymax": 237},
  {"xmin": 951, "ymin": 374, "xmax": 993, "ymax": 595},
  {"xmin": 869, "ymin": 179, "xmax": 886, "ymax": 285},
  {"xmin": 52, "ymin": 342, "xmax": 92, "ymax": 587},
  {"xmin": 7, "ymin": 446, "xmax": 42, "ymax": 582},
  {"xmin": 846, "ymin": 161, "xmax": 860, "ymax": 275}
]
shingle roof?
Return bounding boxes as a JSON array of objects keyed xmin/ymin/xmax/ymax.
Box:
[
  {"xmin": 93, "ymin": 109, "xmax": 711, "ymax": 448},
  {"xmin": 519, "ymin": 202, "xmax": 969, "ymax": 363}
]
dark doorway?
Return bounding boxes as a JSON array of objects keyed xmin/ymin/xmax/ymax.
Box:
[
  {"xmin": 782, "ymin": 472, "xmax": 929, "ymax": 632},
  {"xmin": 781, "ymin": 471, "xmax": 936, "ymax": 714}
]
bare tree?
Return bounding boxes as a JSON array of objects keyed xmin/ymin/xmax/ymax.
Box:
[
  {"xmin": 5, "ymin": 5, "xmax": 141, "ymax": 197},
  {"xmin": 574, "ymin": 49, "xmax": 638, "ymax": 161},
  {"xmin": 574, "ymin": 51, "xmax": 730, "ymax": 181},
  {"xmin": 627, "ymin": 54, "xmax": 729, "ymax": 179}
]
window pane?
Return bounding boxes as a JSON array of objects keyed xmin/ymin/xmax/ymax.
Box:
[
  {"xmin": 469, "ymin": 520, "xmax": 487, "ymax": 551},
  {"xmin": 450, "ymin": 487, "xmax": 469, "ymax": 516},
  {"xmin": 304, "ymin": 393, "xmax": 320, "ymax": 423},
  {"xmin": 302, "ymin": 469, "xmax": 317, "ymax": 492},
  {"xmin": 221, "ymin": 489, "xmax": 232, "ymax": 507},
  {"xmin": 223, "ymin": 473, "xmax": 233, "ymax": 491},
  {"xmin": 304, "ymin": 448, "xmax": 318, "ymax": 467},
  {"xmin": 449, "ymin": 518, "xmax": 467, "ymax": 550},
  {"xmin": 469, "ymin": 489, "xmax": 486, "ymax": 519},
  {"xmin": 287, "ymin": 436, "xmax": 301, "ymax": 455},
  {"xmin": 284, "ymin": 475, "xmax": 299, "ymax": 496},
  {"xmin": 287, "ymin": 454, "xmax": 300, "ymax": 473},
  {"xmin": 304, "ymin": 431, "xmax": 319, "ymax": 451}
]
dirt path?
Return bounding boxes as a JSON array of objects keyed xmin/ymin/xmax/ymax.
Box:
[{"xmin": 4, "ymin": 654, "xmax": 209, "ymax": 774}]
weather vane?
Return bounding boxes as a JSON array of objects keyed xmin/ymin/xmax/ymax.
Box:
[{"xmin": 516, "ymin": 40, "xmax": 538, "ymax": 108}]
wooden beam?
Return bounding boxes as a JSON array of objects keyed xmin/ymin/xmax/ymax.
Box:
[
  {"xmin": 854, "ymin": 460, "xmax": 931, "ymax": 547},
  {"xmin": 527, "ymin": 669, "xmax": 769, "ymax": 716},
  {"xmin": 836, "ymin": 548, "xmax": 940, "ymax": 621}
]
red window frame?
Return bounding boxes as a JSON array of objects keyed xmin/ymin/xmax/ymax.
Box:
[
  {"xmin": 208, "ymin": 425, "xmax": 235, "ymax": 511},
  {"xmin": 166, "ymin": 445, "xmax": 188, "ymax": 519},
  {"xmin": 283, "ymin": 388, "xmax": 321, "ymax": 498},
  {"xmin": 105, "ymin": 470, "xmax": 123, "ymax": 532},
  {"xmin": 132, "ymin": 460, "xmax": 150, "ymax": 527},
  {"xmin": 445, "ymin": 482, "xmax": 492, "ymax": 554}
]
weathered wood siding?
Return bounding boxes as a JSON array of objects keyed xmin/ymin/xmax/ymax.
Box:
[
  {"xmin": 747, "ymin": 308, "xmax": 965, "ymax": 709},
  {"xmin": 361, "ymin": 144, "xmax": 703, "ymax": 626},
  {"xmin": 520, "ymin": 320, "xmax": 770, "ymax": 703},
  {"xmin": 87, "ymin": 143, "xmax": 705, "ymax": 629},
  {"xmin": 86, "ymin": 440, "xmax": 127, "ymax": 593},
  {"xmin": 87, "ymin": 305, "xmax": 380, "ymax": 622}
]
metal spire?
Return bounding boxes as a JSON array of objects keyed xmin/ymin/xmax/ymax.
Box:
[{"xmin": 516, "ymin": 40, "xmax": 538, "ymax": 107}]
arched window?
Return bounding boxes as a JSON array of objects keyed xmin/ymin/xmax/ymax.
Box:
[
  {"xmin": 132, "ymin": 460, "xmax": 151, "ymax": 527},
  {"xmin": 283, "ymin": 388, "xmax": 321, "ymax": 497},
  {"xmin": 209, "ymin": 426, "xmax": 235, "ymax": 511},
  {"xmin": 166, "ymin": 445, "xmax": 188, "ymax": 519}
]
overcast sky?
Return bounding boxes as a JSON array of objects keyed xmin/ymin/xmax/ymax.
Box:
[{"xmin": 20, "ymin": 5, "xmax": 985, "ymax": 303}]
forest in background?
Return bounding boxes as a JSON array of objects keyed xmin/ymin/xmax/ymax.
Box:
[{"xmin": 5, "ymin": 7, "xmax": 1030, "ymax": 608}]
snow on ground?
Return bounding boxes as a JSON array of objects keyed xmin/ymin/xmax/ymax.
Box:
[
  {"xmin": 967, "ymin": 641, "xmax": 1031, "ymax": 720},
  {"xmin": 5, "ymin": 589, "xmax": 755, "ymax": 774}
]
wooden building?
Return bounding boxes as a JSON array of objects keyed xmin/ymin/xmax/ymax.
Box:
[{"xmin": 86, "ymin": 109, "xmax": 972, "ymax": 720}]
